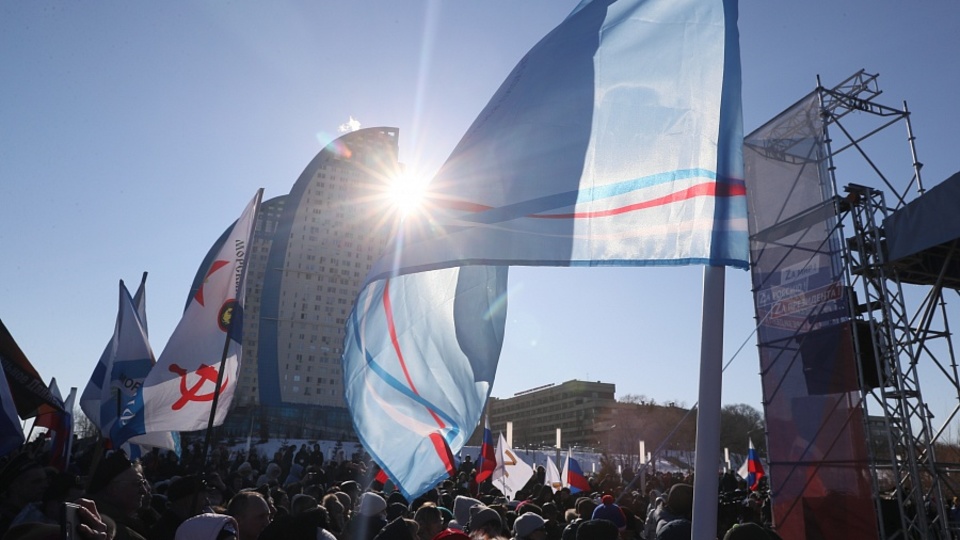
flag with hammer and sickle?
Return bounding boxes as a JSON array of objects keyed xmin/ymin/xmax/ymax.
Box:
[{"xmin": 113, "ymin": 190, "xmax": 261, "ymax": 447}]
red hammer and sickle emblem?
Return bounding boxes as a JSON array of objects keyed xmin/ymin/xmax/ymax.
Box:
[{"xmin": 169, "ymin": 363, "xmax": 229, "ymax": 410}]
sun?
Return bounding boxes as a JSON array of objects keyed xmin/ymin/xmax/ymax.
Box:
[{"xmin": 387, "ymin": 171, "xmax": 429, "ymax": 217}]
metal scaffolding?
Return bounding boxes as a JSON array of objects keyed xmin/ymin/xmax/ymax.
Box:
[{"xmin": 819, "ymin": 71, "xmax": 958, "ymax": 538}]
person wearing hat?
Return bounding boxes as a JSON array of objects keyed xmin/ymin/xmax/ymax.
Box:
[
  {"xmin": 449, "ymin": 496, "xmax": 481, "ymax": 531},
  {"xmin": 85, "ymin": 452, "xmax": 150, "ymax": 540},
  {"xmin": 643, "ymin": 494, "xmax": 664, "ymax": 540},
  {"xmin": 433, "ymin": 529, "xmax": 470, "ymax": 540},
  {"xmin": 512, "ymin": 513, "xmax": 547, "ymax": 540},
  {"xmin": 342, "ymin": 492, "xmax": 387, "ymax": 540},
  {"xmin": 589, "ymin": 496, "xmax": 625, "ymax": 531},
  {"xmin": 466, "ymin": 505, "xmax": 505, "ymax": 540},
  {"xmin": 322, "ymin": 493, "xmax": 346, "ymax": 535},
  {"xmin": 150, "ymin": 475, "xmax": 208, "ymax": 540},
  {"xmin": 654, "ymin": 484, "xmax": 692, "ymax": 538},
  {"xmin": 174, "ymin": 513, "xmax": 238, "ymax": 540}
]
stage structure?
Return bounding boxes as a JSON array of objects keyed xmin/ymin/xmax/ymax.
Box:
[{"xmin": 745, "ymin": 70, "xmax": 960, "ymax": 539}]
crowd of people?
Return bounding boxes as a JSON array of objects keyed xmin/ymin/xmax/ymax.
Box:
[{"xmin": 0, "ymin": 436, "xmax": 777, "ymax": 540}]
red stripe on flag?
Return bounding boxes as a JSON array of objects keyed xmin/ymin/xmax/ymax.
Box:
[
  {"xmin": 532, "ymin": 181, "xmax": 745, "ymax": 220},
  {"xmin": 429, "ymin": 432, "xmax": 457, "ymax": 477},
  {"xmin": 382, "ymin": 279, "xmax": 446, "ymax": 430}
]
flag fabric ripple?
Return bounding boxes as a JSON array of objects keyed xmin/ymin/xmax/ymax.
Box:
[
  {"xmin": 561, "ymin": 448, "xmax": 591, "ymax": 493},
  {"xmin": 343, "ymin": 266, "xmax": 507, "ymax": 500},
  {"xmin": 113, "ymin": 191, "xmax": 261, "ymax": 446},
  {"xmin": 80, "ymin": 278, "xmax": 180, "ymax": 454},
  {"xmin": 343, "ymin": 0, "xmax": 745, "ymax": 500},
  {"xmin": 80, "ymin": 276, "xmax": 151, "ymax": 434}
]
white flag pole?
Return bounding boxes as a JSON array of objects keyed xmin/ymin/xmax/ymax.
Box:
[
  {"xmin": 692, "ymin": 266, "xmax": 724, "ymax": 540},
  {"xmin": 506, "ymin": 421, "xmax": 513, "ymax": 448},
  {"xmin": 200, "ymin": 188, "xmax": 263, "ymax": 469}
]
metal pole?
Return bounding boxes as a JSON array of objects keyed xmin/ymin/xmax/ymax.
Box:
[{"xmin": 691, "ymin": 265, "xmax": 725, "ymax": 540}]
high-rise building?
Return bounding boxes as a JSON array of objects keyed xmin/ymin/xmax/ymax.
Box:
[{"xmin": 193, "ymin": 127, "xmax": 402, "ymax": 440}]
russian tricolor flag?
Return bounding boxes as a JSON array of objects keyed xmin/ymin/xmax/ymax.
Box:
[
  {"xmin": 475, "ymin": 415, "xmax": 496, "ymax": 483},
  {"xmin": 739, "ymin": 438, "xmax": 765, "ymax": 491},
  {"xmin": 562, "ymin": 448, "xmax": 590, "ymax": 493}
]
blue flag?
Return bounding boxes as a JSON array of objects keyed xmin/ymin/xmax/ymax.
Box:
[
  {"xmin": 81, "ymin": 275, "xmax": 149, "ymax": 434},
  {"xmin": 0, "ymin": 363, "xmax": 24, "ymax": 458},
  {"xmin": 81, "ymin": 278, "xmax": 179, "ymax": 454},
  {"xmin": 343, "ymin": 0, "xmax": 745, "ymax": 499}
]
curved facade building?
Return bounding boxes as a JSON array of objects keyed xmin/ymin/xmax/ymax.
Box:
[{"xmin": 192, "ymin": 127, "xmax": 401, "ymax": 439}]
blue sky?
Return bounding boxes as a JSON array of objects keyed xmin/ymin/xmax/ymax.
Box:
[{"xmin": 2, "ymin": 1, "xmax": 959, "ymax": 424}]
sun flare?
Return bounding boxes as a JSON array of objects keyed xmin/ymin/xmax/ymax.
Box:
[{"xmin": 387, "ymin": 172, "xmax": 429, "ymax": 217}]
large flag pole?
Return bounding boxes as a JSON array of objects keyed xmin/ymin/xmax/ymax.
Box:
[
  {"xmin": 691, "ymin": 266, "xmax": 725, "ymax": 540},
  {"xmin": 199, "ymin": 189, "xmax": 263, "ymax": 470}
]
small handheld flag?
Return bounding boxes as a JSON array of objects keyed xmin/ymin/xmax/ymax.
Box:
[
  {"xmin": 475, "ymin": 415, "xmax": 496, "ymax": 484},
  {"xmin": 737, "ymin": 438, "xmax": 766, "ymax": 491}
]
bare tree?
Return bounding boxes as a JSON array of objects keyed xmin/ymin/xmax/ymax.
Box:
[
  {"xmin": 719, "ymin": 403, "xmax": 765, "ymax": 455},
  {"xmin": 73, "ymin": 407, "xmax": 98, "ymax": 440}
]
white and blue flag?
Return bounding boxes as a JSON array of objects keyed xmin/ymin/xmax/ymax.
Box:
[
  {"xmin": 344, "ymin": 0, "xmax": 746, "ymax": 499},
  {"xmin": 80, "ymin": 275, "xmax": 149, "ymax": 434},
  {"xmin": 0, "ymin": 365, "xmax": 24, "ymax": 457},
  {"xmin": 113, "ymin": 190, "xmax": 260, "ymax": 447},
  {"xmin": 81, "ymin": 278, "xmax": 180, "ymax": 454}
]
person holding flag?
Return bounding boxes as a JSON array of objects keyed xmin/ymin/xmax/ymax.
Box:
[
  {"xmin": 491, "ymin": 433, "xmax": 533, "ymax": 501},
  {"xmin": 544, "ymin": 457, "xmax": 562, "ymax": 493},
  {"xmin": 738, "ymin": 438, "xmax": 766, "ymax": 491},
  {"xmin": 475, "ymin": 416, "xmax": 496, "ymax": 485},
  {"xmin": 560, "ymin": 449, "xmax": 590, "ymax": 494}
]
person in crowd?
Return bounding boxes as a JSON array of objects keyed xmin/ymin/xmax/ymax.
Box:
[
  {"xmin": 151, "ymin": 475, "xmax": 208, "ymax": 540},
  {"xmin": 260, "ymin": 495, "xmax": 336, "ymax": 540},
  {"xmin": 323, "ymin": 493, "xmax": 347, "ymax": 536},
  {"xmin": 371, "ymin": 516, "xmax": 419, "ymax": 540},
  {"xmin": 574, "ymin": 520, "xmax": 619, "ymax": 540},
  {"xmin": 450, "ymin": 496, "xmax": 481, "ymax": 531},
  {"xmin": 235, "ymin": 463, "xmax": 256, "ymax": 490},
  {"xmin": 434, "ymin": 529, "xmax": 471, "ymax": 540},
  {"xmin": 413, "ymin": 504, "xmax": 444, "ymax": 540},
  {"xmin": 590, "ymin": 496, "xmax": 625, "ymax": 532},
  {"xmin": 226, "ymin": 491, "xmax": 272, "ymax": 540},
  {"xmin": 9, "ymin": 471, "xmax": 85, "ymax": 528},
  {"xmin": 174, "ymin": 513, "xmax": 238, "ymax": 540},
  {"xmin": 721, "ymin": 522, "xmax": 780, "ymax": 540},
  {"xmin": 257, "ymin": 463, "xmax": 283, "ymax": 489},
  {"xmin": 560, "ymin": 498, "xmax": 597, "ymax": 540},
  {"xmin": 654, "ymin": 484, "xmax": 692, "ymax": 537},
  {"xmin": 0, "ymin": 452, "xmax": 49, "ymax": 535},
  {"xmin": 538, "ymin": 503, "xmax": 562, "ymax": 540},
  {"xmin": 654, "ymin": 518, "xmax": 690, "ymax": 540},
  {"xmin": 3, "ymin": 497, "xmax": 109, "ymax": 540},
  {"xmin": 174, "ymin": 513, "xmax": 237, "ymax": 540},
  {"xmin": 342, "ymin": 492, "xmax": 387, "ymax": 540},
  {"xmin": 465, "ymin": 505, "xmax": 505, "ymax": 540},
  {"xmin": 85, "ymin": 452, "xmax": 151, "ymax": 540},
  {"xmin": 512, "ymin": 513, "xmax": 547, "ymax": 540}
]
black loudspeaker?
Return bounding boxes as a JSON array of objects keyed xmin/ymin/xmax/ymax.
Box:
[
  {"xmin": 799, "ymin": 321, "xmax": 883, "ymax": 395},
  {"xmin": 853, "ymin": 320, "xmax": 884, "ymax": 390}
]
